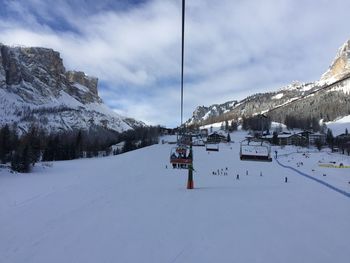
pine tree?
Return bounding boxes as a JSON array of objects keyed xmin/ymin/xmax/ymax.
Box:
[
  {"xmin": 326, "ymin": 129, "xmax": 334, "ymax": 148},
  {"xmin": 315, "ymin": 139, "xmax": 323, "ymax": 151},
  {"xmin": 272, "ymin": 131, "xmax": 279, "ymax": 145},
  {"xmin": 225, "ymin": 120, "xmax": 229, "ymax": 131},
  {"xmin": 26, "ymin": 126, "xmax": 42, "ymax": 165},
  {"xmin": 42, "ymin": 137, "xmax": 55, "ymax": 161},
  {"xmin": 0, "ymin": 125, "xmax": 11, "ymax": 163},
  {"xmin": 75, "ymin": 130, "xmax": 83, "ymax": 159},
  {"xmin": 230, "ymin": 121, "xmax": 237, "ymax": 131},
  {"xmin": 242, "ymin": 116, "xmax": 248, "ymax": 130},
  {"xmin": 11, "ymin": 144, "xmax": 31, "ymax": 173}
]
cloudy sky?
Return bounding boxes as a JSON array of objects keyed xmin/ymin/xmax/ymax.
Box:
[{"xmin": 0, "ymin": 0, "xmax": 349, "ymax": 127}]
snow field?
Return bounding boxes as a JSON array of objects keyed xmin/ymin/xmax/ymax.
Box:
[
  {"xmin": 275, "ymin": 146, "xmax": 350, "ymax": 193},
  {"xmin": 0, "ymin": 132, "xmax": 350, "ymax": 263}
]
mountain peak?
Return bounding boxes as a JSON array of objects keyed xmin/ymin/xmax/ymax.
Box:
[{"xmin": 321, "ymin": 39, "xmax": 350, "ymax": 83}]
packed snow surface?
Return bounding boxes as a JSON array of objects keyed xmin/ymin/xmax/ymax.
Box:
[{"xmin": 0, "ymin": 132, "xmax": 349, "ymax": 263}]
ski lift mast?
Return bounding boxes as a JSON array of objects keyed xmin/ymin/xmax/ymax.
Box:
[
  {"xmin": 181, "ymin": 0, "xmax": 194, "ymax": 189},
  {"xmin": 180, "ymin": 0, "xmax": 185, "ymax": 129},
  {"xmin": 174, "ymin": 0, "xmax": 194, "ymax": 188}
]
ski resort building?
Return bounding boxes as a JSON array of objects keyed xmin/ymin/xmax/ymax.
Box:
[
  {"xmin": 262, "ymin": 133, "xmax": 307, "ymax": 146},
  {"xmin": 207, "ymin": 132, "xmax": 227, "ymax": 143},
  {"xmin": 308, "ymin": 132, "xmax": 326, "ymax": 145}
]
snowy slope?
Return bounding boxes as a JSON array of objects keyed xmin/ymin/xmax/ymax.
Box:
[
  {"xmin": 0, "ymin": 132, "xmax": 349, "ymax": 263},
  {"xmin": 0, "ymin": 87, "xmax": 135, "ymax": 132},
  {"xmin": 326, "ymin": 115, "xmax": 350, "ymax": 136}
]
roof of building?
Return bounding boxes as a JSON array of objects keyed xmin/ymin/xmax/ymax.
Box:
[{"xmin": 262, "ymin": 133, "xmax": 304, "ymax": 139}]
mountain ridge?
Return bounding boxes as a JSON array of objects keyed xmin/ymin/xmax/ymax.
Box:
[
  {"xmin": 187, "ymin": 39, "xmax": 350, "ymax": 127},
  {"xmin": 0, "ymin": 44, "xmax": 144, "ymax": 133}
]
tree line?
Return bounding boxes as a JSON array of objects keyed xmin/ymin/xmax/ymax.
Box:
[
  {"xmin": 328, "ymin": 128, "xmax": 350, "ymax": 155},
  {"xmin": 241, "ymin": 115, "xmax": 271, "ymax": 132},
  {"xmin": 284, "ymin": 115, "xmax": 322, "ymax": 132},
  {"xmin": 0, "ymin": 124, "xmax": 160, "ymax": 173}
]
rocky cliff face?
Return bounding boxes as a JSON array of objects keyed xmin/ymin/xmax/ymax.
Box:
[
  {"xmin": 0, "ymin": 44, "xmax": 101, "ymax": 104},
  {"xmin": 321, "ymin": 40, "xmax": 350, "ymax": 83},
  {"xmin": 0, "ymin": 44, "xmax": 143, "ymax": 133},
  {"xmin": 187, "ymin": 39, "xmax": 350, "ymax": 127},
  {"xmin": 65, "ymin": 70, "xmax": 100, "ymax": 103}
]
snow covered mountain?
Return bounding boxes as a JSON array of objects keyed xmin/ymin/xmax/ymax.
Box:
[
  {"xmin": 187, "ymin": 40, "xmax": 350, "ymax": 126},
  {"xmin": 191, "ymin": 100, "xmax": 238, "ymax": 125},
  {"xmin": 321, "ymin": 39, "xmax": 350, "ymax": 83},
  {"xmin": 0, "ymin": 44, "xmax": 144, "ymax": 133}
]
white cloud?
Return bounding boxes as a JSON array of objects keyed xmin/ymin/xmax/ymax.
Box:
[{"xmin": 0, "ymin": 0, "xmax": 349, "ymax": 127}]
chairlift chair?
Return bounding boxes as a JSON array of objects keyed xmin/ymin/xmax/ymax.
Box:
[
  {"xmin": 170, "ymin": 145, "xmax": 193, "ymax": 169},
  {"xmin": 206, "ymin": 134, "xmax": 220, "ymax": 152},
  {"xmin": 239, "ymin": 139, "xmax": 272, "ymax": 162},
  {"xmin": 206, "ymin": 142, "xmax": 219, "ymax": 152}
]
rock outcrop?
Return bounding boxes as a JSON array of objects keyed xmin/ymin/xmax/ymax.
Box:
[
  {"xmin": 66, "ymin": 70, "xmax": 100, "ymax": 103},
  {"xmin": 66, "ymin": 71, "xmax": 98, "ymax": 94},
  {"xmin": 321, "ymin": 40, "xmax": 350, "ymax": 82},
  {"xmin": 0, "ymin": 44, "xmax": 102, "ymax": 104}
]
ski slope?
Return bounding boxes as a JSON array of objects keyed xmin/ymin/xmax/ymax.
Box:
[{"xmin": 0, "ymin": 132, "xmax": 350, "ymax": 263}]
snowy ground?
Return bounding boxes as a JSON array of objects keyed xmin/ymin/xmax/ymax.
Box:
[
  {"xmin": 326, "ymin": 115, "xmax": 350, "ymax": 136},
  {"xmin": 275, "ymin": 146, "xmax": 350, "ymax": 194},
  {"xmin": 0, "ymin": 132, "xmax": 350, "ymax": 263}
]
